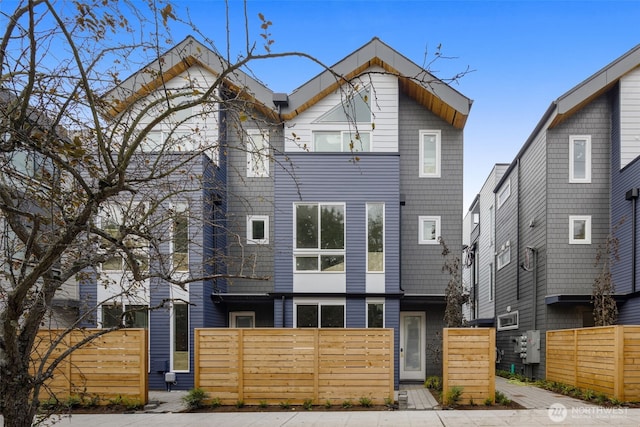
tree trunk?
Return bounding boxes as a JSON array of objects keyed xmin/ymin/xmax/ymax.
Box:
[{"xmin": 0, "ymin": 364, "xmax": 37, "ymax": 427}]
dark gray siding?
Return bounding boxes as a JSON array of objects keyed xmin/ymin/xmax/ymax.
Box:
[
  {"xmin": 398, "ymin": 93, "xmax": 463, "ymax": 295},
  {"xmin": 274, "ymin": 153, "xmax": 401, "ymax": 298},
  {"xmin": 546, "ymin": 95, "xmax": 611, "ymax": 297}
]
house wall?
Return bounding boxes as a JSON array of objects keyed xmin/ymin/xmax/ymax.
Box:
[
  {"xmin": 398, "ymin": 92, "xmax": 463, "ymax": 295},
  {"xmin": 619, "ymin": 67, "xmax": 640, "ymax": 169}
]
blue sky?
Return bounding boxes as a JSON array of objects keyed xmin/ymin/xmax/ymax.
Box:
[{"xmin": 175, "ymin": 0, "xmax": 640, "ymax": 210}]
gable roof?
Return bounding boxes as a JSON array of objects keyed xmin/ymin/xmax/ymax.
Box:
[
  {"xmin": 103, "ymin": 36, "xmax": 277, "ymax": 120},
  {"xmin": 281, "ymin": 37, "xmax": 473, "ymax": 129}
]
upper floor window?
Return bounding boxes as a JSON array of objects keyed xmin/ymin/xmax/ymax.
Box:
[
  {"xmin": 418, "ymin": 216, "xmax": 440, "ymax": 245},
  {"xmin": 367, "ymin": 203, "xmax": 384, "ymax": 272},
  {"xmin": 247, "ymin": 215, "xmax": 269, "ymax": 245},
  {"xmin": 172, "ymin": 203, "xmax": 189, "ymax": 272},
  {"xmin": 419, "ymin": 130, "xmax": 441, "ymax": 178},
  {"xmin": 314, "ymin": 88, "xmax": 371, "ymax": 124},
  {"xmin": 497, "ymin": 179, "xmax": 511, "ymax": 209},
  {"xmin": 497, "ymin": 241, "xmax": 511, "ymax": 270},
  {"xmin": 294, "ymin": 203, "xmax": 345, "ymax": 272},
  {"xmin": 569, "ymin": 215, "xmax": 591, "ymax": 244},
  {"xmin": 569, "ymin": 135, "xmax": 591, "ymax": 183},
  {"xmin": 246, "ymin": 130, "xmax": 270, "ymax": 177},
  {"xmin": 313, "ymin": 130, "xmax": 371, "ymax": 152},
  {"xmin": 99, "ymin": 203, "xmax": 148, "ymax": 272},
  {"xmin": 142, "ymin": 129, "xmax": 191, "ymax": 152}
]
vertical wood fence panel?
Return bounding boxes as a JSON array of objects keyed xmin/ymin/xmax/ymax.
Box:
[
  {"xmin": 546, "ymin": 326, "xmax": 640, "ymax": 401},
  {"xmin": 442, "ymin": 328, "xmax": 495, "ymax": 405},
  {"xmin": 195, "ymin": 328, "xmax": 394, "ymax": 405},
  {"xmin": 32, "ymin": 329, "xmax": 148, "ymax": 404}
]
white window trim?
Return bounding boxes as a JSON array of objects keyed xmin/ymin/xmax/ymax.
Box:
[
  {"xmin": 293, "ymin": 202, "xmax": 346, "ymax": 272},
  {"xmin": 366, "ymin": 203, "xmax": 385, "ymax": 273},
  {"xmin": 311, "ymin": 130, "xmax": 372, "ymax": 152},
  {"xmin": 569, "ymin": 135, "xmax": 592, "ymax": 183},
  {"xmin": 419, "ymin": 130, "xmax": 441, "ymax": 178},
  {"xmin": 293, "ymin": 298, "xmax": 346, "ymax": 328},
  {"xmin": 229, "ymin": 311, "xmax": 255, "ymax": 328},
  {"xmin": 366, "ymin": 298, "xmax": 385, "ymax": 328},
  {"xmin": 569, "ymin": 215, "xmax": 592, "ymax": 244},
  {"xmin": 497, "ymin": 241, "xmax": 511, "ymax": 270},
  {"xmin": 497, "ymin": 179, "xmax": 511, "ymax": 209},
  {"xmin": 247, "ymin": 215, "xmax": 269, "ymax": 245},
  {"xmin": 418, "ymin": 215, "xmax": 441, "ymax": 245},
  {"xmin": 170, "ymin": 302, "xmax": 190, "ymax": 373},
  {"xmin": 170, "ymin": 202, "xmax": 189, "ymax": 273},
  {"xmin": 497, "ymin": 311, "xmax": 519, "ymax": 331},
  {"xmin": 246, "ymin": 130, "xmax": 270, "ymax": 178}
]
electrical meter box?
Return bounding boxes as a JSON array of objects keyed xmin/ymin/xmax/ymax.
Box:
[{"xmin": 518, "ymin": 330, "xmax": 540, "ymax": 364}]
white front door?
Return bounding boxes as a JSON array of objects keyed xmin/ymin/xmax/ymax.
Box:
[{"xmin": 400, "ymin": 311, "xmax": 426, "ymax": 381}]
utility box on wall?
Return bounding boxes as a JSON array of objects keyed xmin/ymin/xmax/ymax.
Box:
[{"xmin": 519, "ymin": 330, "xmax": 540, "ymax": 364}]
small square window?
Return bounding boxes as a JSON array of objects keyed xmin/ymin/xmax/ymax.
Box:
[
  {"xmin": 247, "ymin": 215, "xmax": 269, "ymax": 244},
  {"xmin": 418, "ymin": 216, "xmax": 440, "ymax": 244},
  {"xmin": 569, "ymin": 215, "xmax": 591, "ymax": 244},
  {"xmin": 497, "ymin": 311, "xmax": 518, "ymax": 331}
]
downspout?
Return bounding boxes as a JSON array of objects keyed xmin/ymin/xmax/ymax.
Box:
[
  {"xmin": 516, "ymin": 158, "xmax": 521, "ymax": 300},
  {"xmin": 532, "ymin": 248, "xmax": 537, "ymax": 330},
  {"xmin": 626, "ymin": 188, "xmax": 639, "ymax": 293}
]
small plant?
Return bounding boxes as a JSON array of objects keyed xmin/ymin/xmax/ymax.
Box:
[
  {"xmin": 484, "ymin": 397, "xmax": 493, "ymax": 406},
  {"xmin": 384, "ymin": 396, "xmax": 394, "ymax": 407},
  {"xmin": 582, "ymin": 389, "xmax": 595, "ymax": 401},
  {"xmin": 324, "ymin": 399, "xmax": 332, "ymax": 409},
  {"xmin": 358, "ymin": 396, "xmax": 373, "ymax": 407},
  {"xmin": 444, "ymin": 386, "xmax": 463, "ymax": 406},
  {"xmin": 279, "ymin": 400, "xmax": 291, "ymax": 409},
  {"xmin": 424, "ymin": 376, "xmax": 443, "ymax": 391},
  {"xmin": 259, "ymin": 399, "xmax": 268, "ymax": 408},
  {"xmin": 182, "ymin": 388, "xmax": 209, "ymax": 410},
  {"xmin": 303, "ymin": 399, "xmax": 313, "ymax": 410},
  {"xmin": 64, "ymin": 395, "xmax": 82, "ymax": 409},
  {"xmin": 210, "ymin": 397, "xmax": 221, "ymax": 408},
  {"xmin": 341, "ymin": 399, "xmax": 353, "ymax": 408},
  {"xmin": 495, "ymin": 391, "xmax": 511, "ymax": 406},
  {"xmin": 40, "ymin": 397, "xmax": 60, "ymax": 411},
  {"xmin": 469, "ymin": 398, "xmax": 475, "ymax": 406},
  {"xmin": 610, "ymin": 397, "xmax": 623, "ymax": 406},
  {"xmin": 235, "ymin": 399, "xmax": 245, "ymax": 408}
]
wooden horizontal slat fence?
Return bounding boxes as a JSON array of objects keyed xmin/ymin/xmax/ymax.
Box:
[
  {"xmin": 32, "ymin": 329, "xmax": 148, "ymax": 405},
  {"xmin": 195, "ymin": 328, "xmax": 394, "ymax": 405},
  {"xmin": 546, "ymin": 325, "xmax": 640, "ymax": 401},
  {"xmin": 442, "ymin": 328, "xmax": 495, "ymax": 405}
]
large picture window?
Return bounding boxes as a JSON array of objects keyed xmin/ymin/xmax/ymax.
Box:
[
  {"xmin": 294, "ymin": 203, "xmax": 345, "ymax": 272},
  {"xmin": 569, "ymin": 135, "xmax": 591, "ymax": 183},
  {"xmin": 367, "ymin": 203, "xmax": 384, "ymax": 272},
  {"xmin": 419, "ymin": 130, "xmax": 441, "ymax": 178}
]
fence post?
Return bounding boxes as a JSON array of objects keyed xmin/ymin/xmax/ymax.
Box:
[
  {"xmin": 614, "ymin": 326, "xmax": 624, "ymax": 401},
  {"xmin": 442, "ymin": 328, "xmax": 449, "ymax": 404},
  {"xmin": 238, "ymin": 329, "xmax": 244, "ymax": 402},
  {"xmin": 314, "ymin": 329, "xmax": 319, "ymax": 404},
  {"xmin": 573, "ymin": 329, "xmax": 578, "ymax": 387}
]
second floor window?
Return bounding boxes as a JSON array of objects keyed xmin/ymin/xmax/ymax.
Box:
[
  {"xmin": 569, "ymin": 135, "xmax": 591, "ymax": 183},
  {"xmin": 313, "ymin": 130, "xmax": 371, "ymax": 152},
  {"xmin": 497, "ymin": 241, "xmax": 511, "ymax": 270},
  {"xmin": 418, "ymin": 216, "xmax": 440, "ymax": 245},
  {"xmin": 367, "ymin": 203, "xmax": 384, "ymax": 272},
  {"xmin": 246, "ymin": 130, "xmax": 270, "ymax": 177},
  {"xmin": 294, "ymin": 203, "xmax": 345, "ymax": 272},
  {"xmin": 419, "ymin": 130, "xmax": 441, "ymax": 177},
  {"xmin": 172, "ymin": 204, "xmax": 189, "ymax": 272}
]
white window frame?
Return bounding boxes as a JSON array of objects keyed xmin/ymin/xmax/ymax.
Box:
[
  {"xmin": 230, "ymin": 311, "xmax": 255, "ymax": 328},
  {"xmin": 497, "ymin": 311, "xmax": 519, "ymax": 331},
  {"xmin": 366, "ymin": 298, "xmax": 385, "ymax": 328},
  {"xmin": 489, "ymin": 262, "xmax": 495, "ymax": 302},
  {"xmin": 293, "ymin": 202, "xmax": 346, "ymax": 273},
  {"xmin": 418, "ymin": 215, "xmax": 441, "ymax": 245},
  {"xmin": 497, "ymin": 241, "xmax": 511, "ymax": 270},
  {"xmin": 497, "ymin": 179, "xmax": 511, "ymax": 208},
  {"xmin": 569, "ymin": 215, "xmax": 592, "ymax": 244},
  {"xmin": 247, "ymin": 215, "xmax": 269, "ymax": 245},
  {"xmin": 170, "ymin": 302, "xmax": 190, "ymax": 372},
  {"xmin": 246, "ymin": 130, "xmax": 270, "ymax": 178},
  {"xmin": 171, "ymin": 203, "xmax": 189, "ymax": 273},
  {"xmin": 419, "ymin": 130, "xmax": 441, "ymax": 178},
  {"xmin": 366, "ymin": 203, "xmax": 385, "ymax": 272},
  {"xmin": 569, "ymin": 135, "xmax": 592, "ymax": 183},
  {"xmin": 312, "ymin": 130, "xmax": 372, "ymax": 152},
  {"xmin": 293, "ymin": 298, "xmax": 346, "ymax": 328}
]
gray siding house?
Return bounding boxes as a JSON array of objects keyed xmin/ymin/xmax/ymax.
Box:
[
  {"xmin": 480, "ymin": 43, "xmax": 640, "ymax": 380},
  {"xmin": 82, "ymin": 36, "xmax": 472, "ymax": 389}
]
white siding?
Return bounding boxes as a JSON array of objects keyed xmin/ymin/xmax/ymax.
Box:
[
  {"xmin": 620, "ymin": 67, "xmax": 640, "ymax": 169},
  {"xmin": 285, "ymin": 66, "xmax": 398, "ymax": 152}
]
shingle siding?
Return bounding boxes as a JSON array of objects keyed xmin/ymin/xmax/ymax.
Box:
[{"xmin": 398, "ymin": 93, "xmax": 463, "ymax": 294}]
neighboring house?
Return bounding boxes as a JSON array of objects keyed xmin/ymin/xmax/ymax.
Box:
[
  {"xmin": 483, "ymin": 43, "xmax": 640, "ymax": 380},
  {"xmin": 81, "ymin": 36, "xmax": 472, "ymax": 389}
]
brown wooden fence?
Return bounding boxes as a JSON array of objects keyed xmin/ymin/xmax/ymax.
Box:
[
  {"xmin": 442, "ymin": 328, "xmax": 495, "ymax": 405},
  {"xmin": 33, "ymin": 329, "xmax": 148, "ymax": 405},
  {"xmin": 194, "ymin": 328, "xmax": 394, "ymax": 405},
  {"xmin": 546, "ymin": 325, "xmax": 640, "ymax": 401}
]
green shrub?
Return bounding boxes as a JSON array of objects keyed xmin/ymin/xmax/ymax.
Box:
[
  {"xmin": 341, "ymin": 399, "xmax": 353, "ymax": 408},
  {"xmin": 64, "ymin": 395, "xmax": 82, "ymax": 409},
  {"xmin": 279, "ymin": 400, "xmax": 291, "ymax": 409},
  {"xmin": 384, "ymin": 396, "xmax": 394, "ymax": 407},
  {"xmin": 582, "ymin": 389, "xmax": 595, "ymax": 401},
  {"xmin": 484, "ymin": 397, "xmax": 493, "ymax": 406},
  {"xmin": 210, "ymin": 397, "xmax": 221, "ymax": 408},
  {"xmin": 445, "ymin": 386, "xmax": 463, "ymax": 406},
  {"xmin": 324, "ymin": 399, "xmax": 332, "ymax": 409},
  {"xmin": 424, "ymin": 376, "xmax": 443, "ymax": 391},
  {"xmin": 358, "ymin": 397, "xmax": 372, "ymax": 407},
  {"xmin": 303, "ymin": 399, "xmax": 313, "ymax": 410},
  {"xmin": 235, "ymin": 399, "xmax": 245, "ymax": 408},
  {"xmin": 259, "ymin": 399, "xmax": 268, "ymax": 408},
  {"xmin": 182, "ymin": 388, "xmax": 209, "ymax": 410},
  {"xmin": 495, "ymin": 391, "xmax": 511, "ymax": 405}
]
